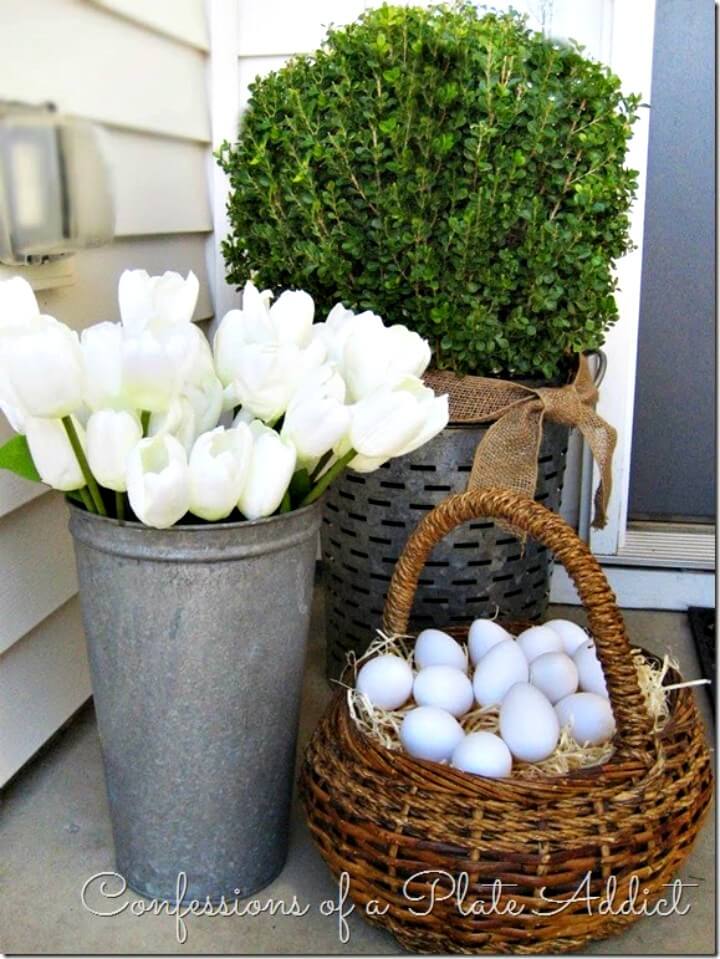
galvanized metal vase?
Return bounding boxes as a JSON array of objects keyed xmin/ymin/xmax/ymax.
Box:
[{"xmin": 69, "ymin": 500, "xmax": 323, "ymax": 904}]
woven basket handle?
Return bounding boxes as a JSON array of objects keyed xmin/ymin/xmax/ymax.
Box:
[{"xmin": 383, "ymin": 487, "xmax": 654, "ymax": 752}]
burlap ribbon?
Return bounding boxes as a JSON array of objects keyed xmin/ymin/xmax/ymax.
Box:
[{"xmin": 424, "ymin": 354, "xmax": 616, "ymax": 529}]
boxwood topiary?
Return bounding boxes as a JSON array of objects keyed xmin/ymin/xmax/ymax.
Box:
[{"xmin": 218, "ymin": 2, "xmax": 639, "ymax": 381}]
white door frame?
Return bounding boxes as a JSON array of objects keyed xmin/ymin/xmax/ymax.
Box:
[
  {"xmin": 552, "ymin": 0, "xmax": 715, "ymax": 610},
  {"xmin": 586, "ymin": 0, "xmax": 656, "ymax": 560}
]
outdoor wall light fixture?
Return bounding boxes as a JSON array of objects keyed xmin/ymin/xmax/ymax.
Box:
[{"xmin": 0, "ymin": 101, "xmax": 114, "ymax": 266}]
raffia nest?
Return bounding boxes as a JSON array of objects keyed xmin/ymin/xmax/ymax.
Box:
[{"xmin": 345, "ymin": 630, "xmax": 674, "ymax": 780}]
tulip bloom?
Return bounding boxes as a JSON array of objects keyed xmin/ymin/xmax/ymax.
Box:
[
  {"xmin": 0, "ymin": 276, "xmax": 40, "ymax": 330},
  {"xmin": 86, "ymin": 410, "xmax": 143, "ymax": 492},
  {"xmin": 342, "ymin": 322, "xmax": 431, "ymax": 402},
  {"xmin": 148, "ymin": 397, "xmax": 196, "ymax": 453},
  {"xmin": 180, "ymin": 326, "xmax": 223, "ymax": 435},
  {"xmin": 238, "ymin": 420, "xmax": 296, "ymax": 521},
  {"xmin": 118, "ymin": 269, "xmax": 199, "ymax": 335},
  {"xmin": 126, "ymin": 433, "xmax": 191, "ymax": 528},
  {"xmin": 212, "ymin": 284, "xmax": 276, "ymax": 383},
  {"xmin": 121, "ymin": 330, "xmax": 181, "ymax": 413},
  {"xmin": 81, "ymin": 322, "xmax": 125, "ymax": 411},
  {"xmin": 219, "ymin": 339, "xmax": 325, "ymax": 424},
  {"xmin": 5, "ymin": 316, "xmax": 84, "ymax": 418},
  {"xmin": 345, "ymin": 375, "xmax": 449, "ymax": 472},
  {"xmin": 281, "ymin": 366, "xmax": 351, "ymax": 468},
  {"xmin": 188, "ymin": 424, "xmax": 253, "ymax": 521},
  {"xmin": 25, "ymin": 416, "xmax": 86, "ymax": 491},
  {"xmin": 268, "ymin": 289, "xmax": 314, "ymax": 347},
  {"xmin": 214, "ymin": 283, "xmax": 321, "ymax": 413},
  {"xmin": 311, "ymin": 303, "xmax": 385, "ymax": 366}
]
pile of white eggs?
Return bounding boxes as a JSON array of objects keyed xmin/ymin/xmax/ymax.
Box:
[{"xmin": 355, "ymin": 618, "xmax": 616, "ymax": 779}]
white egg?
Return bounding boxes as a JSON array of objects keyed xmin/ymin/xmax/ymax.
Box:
[
  {"xmin": 400, "ymin": 706, "xmax": 465, "ymax": 762},
  {"xmin": 413, "ymin": 666, "xmax": 474, "ymax": 718},
  {"xmin": 516, "ymin": 625, "xmax": 564, "ymax": 662},
  {"xmin": 468, "ymin": 619, "xmax": 513, "ymax": 665},
  {"xmin": 499, "ymin": 682, "xmax": 560, "ymax": 762},
  {"xmin": 529, "ymin": 651, "xmax": 579, "ymax": 704},
  {"xmin": 544, "ymin": 618, "xmax": 591, "ymax": 656},
  {"xmin": 573, "ymin": 641, "xmax": 609, "ymax": 698},
  {"xmin": 356, "ymin": 654, "xmax": 414, "ymax": 710},
  {"xmin": 472, "ymin": 640, "xmax": 529, "ymax": 707},
  {"xmin": 414, "ymin": 628, "xmax": 467, "ymax": 671},
  {"xmin": 451, "ymin": 731, "xmax": 513, "ymax": 778},
  {"xmin": 555, "ymin": 692, "xmax": 616, "ymax": 746}
]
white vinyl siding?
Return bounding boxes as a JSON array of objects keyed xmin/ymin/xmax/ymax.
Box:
[{"xmin": 0, "ymin": 0, "xmax": 212, "ymax": 784}]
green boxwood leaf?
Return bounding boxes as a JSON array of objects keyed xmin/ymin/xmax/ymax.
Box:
[{"xmin": 218, "ymin": 3, "xmax": 638, "ymax": 381}]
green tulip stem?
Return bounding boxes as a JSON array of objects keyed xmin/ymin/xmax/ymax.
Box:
[
  {"xmin": 140, "ymin": 410, "xmax": 151, "ymax": 437},
  {"xmin": 62, "ymin": 416, "xmax": 107, "ymax": 517},
  {"xmin": 79, "ymin": 487, "xmax": 95, "ymax": 513},
  {"xmin": 279, "ymin": 490, "xmax": 291, "ymax": 513},
  {"xmin": 299, "ymin": 448, "xmax": 357, "ymax": 508},
  {"xmin": 115, "ymin": 490, "xmax": 126, "ymax": 523},
  {"xmin": 309, "ymin": 450, "xmax": 333, "ymax": 483}
]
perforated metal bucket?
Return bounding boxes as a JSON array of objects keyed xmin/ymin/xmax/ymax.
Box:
[{"xmin": 322, "ymin": 422, "xmax": 569, "ymax": 679}]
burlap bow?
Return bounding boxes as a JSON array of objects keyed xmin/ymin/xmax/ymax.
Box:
[{"xmin": 424, "ymin": 354, "xmax": 616, "ymax": 529}]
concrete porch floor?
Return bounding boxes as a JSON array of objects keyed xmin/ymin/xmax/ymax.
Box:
[{"xmin": 0, "ymin": 592, "xmax": 715, "ymax": 955}]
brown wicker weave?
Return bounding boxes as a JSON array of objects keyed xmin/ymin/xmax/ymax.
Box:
[{"xmin": 300, "ymin": 489, "xmax": 713, "ymax": 954}]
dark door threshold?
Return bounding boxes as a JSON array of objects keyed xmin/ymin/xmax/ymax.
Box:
[{"xmin": 687, "ymin": 606, "xmax": 715, "ymax": 705}]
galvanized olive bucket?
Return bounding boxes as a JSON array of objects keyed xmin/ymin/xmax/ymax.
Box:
[
  {"xmin": 322, "ymin": 353, "xmax": 606, "ymax": 680},
  {"xmin": 69, "ymin": 500, "xmax": 323, "ymax": 904},
  {"xmin": 322, "ymin": 422, "xmax": 568, "ymax": 679}
]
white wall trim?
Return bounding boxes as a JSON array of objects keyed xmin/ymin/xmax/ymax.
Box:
[
  {"xmin": 204, "ymin": 0, "xmax": 243, "ymax": 331},
  {"xmin": 551, "ymin": 562, "xmax": 714, "ymax": 611},
  {"xmin": 588, "ymin": 0, "xmax": 657, "ymax": 557}
]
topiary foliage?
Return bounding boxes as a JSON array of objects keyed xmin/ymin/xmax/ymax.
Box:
[{"xmin": 218, "ymin": 3, "xmax": 639, "ymax": 380}]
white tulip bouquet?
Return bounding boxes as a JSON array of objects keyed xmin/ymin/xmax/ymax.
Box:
[{"xmin": 0, "ymin": 270, "xmax": 449, "ymax": 528}]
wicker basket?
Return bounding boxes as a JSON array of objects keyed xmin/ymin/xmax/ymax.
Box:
[{"xmin": 300, "ymin": 489, "xmax": 713, "ymax": 954}]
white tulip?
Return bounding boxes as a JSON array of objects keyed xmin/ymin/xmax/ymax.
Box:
[
  {"xmin": 25, "ymin": 415, "xmax": 86, "ymax": 491},
  {"xmin": 0, "ymin": 375, "xmax": 27, "ymax": 433},
  {"xmin": 81, "ymin": 322, "xmax": 125, "ymax": 411},
  {"xmin": 342, "ymin": 322, "xmax": 432, "ymax": 401},
  {"xmin": 221, "ymin": 341, "xmax": 318, "ymax": 423},
  {"xmin": 126, "ymin": 433, "xmax": 191, "ymax": 529},
  {"xmin": 0, "ymin": 276, "xmax": 40, "ymax": 331},
  {"xmin": 231, "ymin": 406, "xmax": 255, "ymax": 428},
  {"xmin": 238, "ymin": 420, "xmax": 296, "ymax": 521},
  {"xmin": 118, "ymin": 269, "xmax": 199, "ymax": 335},
  {"xmin": 188, "ymin": 424, "xmax": 253, "ymax": 521},
  {"xmin": 240, "ymin": 280, "xmax": 276, "ymax": 341},
  {"xmin": 213, "ymin": 308, "xmax": 249, "ymax": 388},
  {"xmin": 5, "ymin": 315, "xmax": 84, "ymax": 418},
  {"xmin": 269, "ymin": 289, "xmax": 315, "ymax": 347},
  {"xmin": 178, "ymin": 326, "xmax": 223, "ymax": 435},
  {"xmin": 121, "ymin": 331, "xmax": 180, "ymax": 413},
  {"xmin": 345, "ymin": 376, "xmax": 449, "ymax": 472},
  {"xmin": 86, "ymin": 410, "xmax": 142, "ymax": 492},
  {"xmin": 312, "ymin": 303, "xmax": 384, "ymax": 365},
  {"xmin": 281, "ymin": 368, "xmax": 351, "ymax": 468},
  {"xmin": 182, "ymin": 370, "xmax": 223, "ymax": 438},
  {"xmin": 161, "ymin": 322, "xmax": 211, "ymax": 386},
  {"xmin": 390, "ymin": 376, "xmax": 450, "ymax": 458},
  {"xmin": 148, "ymin": 397, "xmax": 197, "ymax": 453}
]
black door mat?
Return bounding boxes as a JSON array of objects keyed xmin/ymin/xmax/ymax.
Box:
[{"xmin": 687, "ymin": 606, "xmax": 715, "ymax": 705}]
